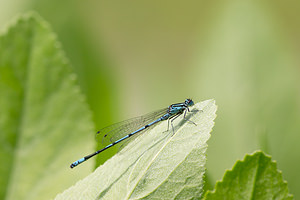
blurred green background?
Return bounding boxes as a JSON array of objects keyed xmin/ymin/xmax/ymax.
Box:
[{"xmin": 1, "ymin": 0, "xmax": 299, "ymax": 198}]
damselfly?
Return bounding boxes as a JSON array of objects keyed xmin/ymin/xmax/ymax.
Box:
[{"xmin": 70, "ymin": 99, "xmax": 195, "ymax": 168}]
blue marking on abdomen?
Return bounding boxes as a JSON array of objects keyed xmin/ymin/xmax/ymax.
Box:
[{"xmin": 78, "ymin": 158, "xmax": 85, "ymax": 163}]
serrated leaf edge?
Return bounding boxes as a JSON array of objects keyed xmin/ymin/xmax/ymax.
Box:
[{"xmin": 204, "ymin": 150, "xmax": 294, "ymax": 199}]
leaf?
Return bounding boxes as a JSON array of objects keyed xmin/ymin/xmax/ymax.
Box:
[
  {"xmin": 55, "ymin": 99, "xmax": 217, "ymax": 200},
  {"xmin": 204, "ymin": 151, "xmax": 294, "ymax": 200},
  {"xmin": 0, "ymin": 13, "xmax": 94, "ymax": 200},
  {"xmin": 189, "ymin": 2, "xmax": 300, "ymax": 198}
]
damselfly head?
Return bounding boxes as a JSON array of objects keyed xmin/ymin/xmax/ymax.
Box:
[{"xmin": 185, "ymin": 99, "xmax": 194, "ymax": 106}]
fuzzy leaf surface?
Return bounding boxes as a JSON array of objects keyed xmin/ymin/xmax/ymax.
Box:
[{"xmin": 56, "ymin": 99, "xmax": 217, "ymax": 200}]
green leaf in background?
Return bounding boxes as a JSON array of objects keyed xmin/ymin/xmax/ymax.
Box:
[
  {"xmin": 204, "ymin": 151, "xmax": 294, "ymax": 200},
  {"xmin": 0, "ymin": 13, "xmax": 95, "ymax": 200},
  {"xmin": 55, "ymin": 100, "xmax": 217, "ymax": 200}
]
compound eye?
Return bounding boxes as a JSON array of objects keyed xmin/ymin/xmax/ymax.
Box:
[{"xmin": 186, "ymin": 99, "xmax": 194, "ymax": 106}]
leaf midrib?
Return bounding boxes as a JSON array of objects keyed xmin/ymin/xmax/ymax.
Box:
[
  {"xmin": 6, "ymin": 17, "xmax": 36, "ymax": 199},
  {"xmin": 126, "ymin": 106, "xmax": 200, "ymax": 199},
  {"xmin": 249, "ymin": 153, "xmax": 260, "ymax": 200}
]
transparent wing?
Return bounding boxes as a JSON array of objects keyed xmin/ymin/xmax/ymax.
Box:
[{"xmin": 96, "ymin": 108, "xmax": 168, "ymax": 146}]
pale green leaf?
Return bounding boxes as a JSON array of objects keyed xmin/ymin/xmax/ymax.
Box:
[
  {"xmin": 55, "ymin": 99, "xmax": 217, "ymax": 200},
  {"xmin": 0, "ymin": 13, "xmax": 94, "ymax": 200},
  {"xmin": 204, "ymin": 151, "xmax": 294, "ymax": 200}
]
